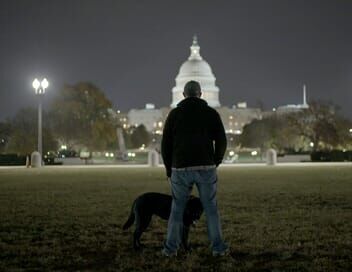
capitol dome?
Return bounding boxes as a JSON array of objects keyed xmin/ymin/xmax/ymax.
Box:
[
  {"xmin": 178, "ymin": 58, "xmax": 213, "ymax": 77},
  {"xmin": 171, "ymin": 36, "xmax": 221, "ymax": 108}
]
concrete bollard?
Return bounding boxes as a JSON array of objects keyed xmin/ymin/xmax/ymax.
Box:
[
  {"xmin": 266, "ymin": 149, "xmax": 277, "ymax": 166},
  {"xmin": 148, "ymin": 150, "xmax": 159, "ymax": 167},
  {"xmin": 31, "ymin": 151, "xmax": 42, "ymax": 168},
  {"xmin": 26, "ymin": 155, "xmax": 30, "ymax": 168}
]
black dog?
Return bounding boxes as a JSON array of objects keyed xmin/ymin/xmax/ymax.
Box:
[{"xmin": 123, "ymin": 192, "xmax": 203, "ymax": 250}]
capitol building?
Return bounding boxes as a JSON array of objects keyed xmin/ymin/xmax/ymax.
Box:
[{"xmin": 126, "ymin": 36, "xmax": 307, "ymax": 138}]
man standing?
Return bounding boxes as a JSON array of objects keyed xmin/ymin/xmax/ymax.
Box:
[{"xmin": 161, "ymin": 80, "xmax": 228, "ymax": 256}]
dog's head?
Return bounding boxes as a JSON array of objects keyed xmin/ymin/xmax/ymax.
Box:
[{"xmin": 184, "ymin": 196, "xmax": 203, "ymax": 227}]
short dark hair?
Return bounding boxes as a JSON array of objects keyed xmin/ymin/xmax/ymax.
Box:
[{"xmin": 183, "ymin": 81, "xmax": 201, "ymax": 97}]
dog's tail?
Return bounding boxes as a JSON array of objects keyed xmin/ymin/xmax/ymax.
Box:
[{"xmin": 122, "ymin": 201, "xmax": 136, "ymax": 230}]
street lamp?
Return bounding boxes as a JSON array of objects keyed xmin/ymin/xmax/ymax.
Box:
[{"xmin": 32, "ymin": 78, "xmax": 49, "ymax": 165}]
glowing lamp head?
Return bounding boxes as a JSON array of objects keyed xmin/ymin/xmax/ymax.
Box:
[
  {"xmin": 41, "ymin": 78, "xmax": 49, "ymax": 89},
  {"xmin": 251, "ymin": 151, "xmax": 258, "ymax": 156},
  {"xmin": 32, "ymin": 78, "xmax": 40, "ymax": 90}
]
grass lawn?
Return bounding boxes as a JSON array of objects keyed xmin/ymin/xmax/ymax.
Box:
[{"xmin": 0, "ymin": 165, "xmax": 351, "ymax": 271}]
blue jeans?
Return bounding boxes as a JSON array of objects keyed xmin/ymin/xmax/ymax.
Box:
[{"xmin": 163, "ymin": 168, "xmax": 227, "ymax": 254}]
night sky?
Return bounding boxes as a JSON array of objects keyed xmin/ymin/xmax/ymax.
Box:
[{"xmin": 1, "ymin": 0, "xmax": 351, "ymax": 120}]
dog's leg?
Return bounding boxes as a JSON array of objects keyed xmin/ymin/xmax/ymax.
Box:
[
  {"xmin": 133, "ymin": 215, "xmax": 152, "ymax": 250},
  {"xmin": 133, "ymin": 210, "xmax": 143, "ymax": 250},
  {"xmin": 133, "ymin": 229, "xmax": 143, "ymax": 250},
  {"xmin": 182, "ymin": 226, "xmax": 191, "ymax": 251}
]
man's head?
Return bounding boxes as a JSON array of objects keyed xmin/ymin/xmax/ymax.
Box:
[{"xmin": 183, "ymin": 80, "xmax": 202, "ymax": 98}]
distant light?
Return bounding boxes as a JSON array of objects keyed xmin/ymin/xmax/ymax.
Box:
[
  {"xmin": 32, "ymin": 78, "xmax": 40, "ymax": 89},
  {"xmin": 41, "ymin": 78, "xmax": 49, "ymax": 89},
  {"xmin": 229, "ymin": 151, "xmax": 235, "ymax": 156},
  {"xmin": 237, "ymin": 102, "xmax": 247, "ymax": 108},
  {"xmin": 105, "ymin": 152, "xmax": 109, "ymax": 157},
  {"xmin": 110, "ymin": 153, "xmax": 114, "ymax": 157},
  {"xmin": 251, "ymin": 151, "xmax": 258, "ymax": 156},
  {"xmin": 310, "ymin": 142, "xmax": 314, "ymax": 147},
  {"xmin": 131, "ymin": 153, "xmax": 136, "ymax": 157},
  {"xmin": 61, "ymin": 145, "xmax": 67, "ymax": 150},
  {"xmin": 272, "ymin": 108, "xmax": 276, "ymax": 112},
  {"xmin": 117, "ymin": 110, "xmax": 120, "ymax": 114},
  {"xmin": 158, "ymin": 121, "xmax": 163, "ymax": 128},
  {"xmin": 229, "ymin": 116, "xmax": 233, "ymax": 120},
  {"xmin": 146, "ymin": 103, "xmax": 155, "ymax": 109},
  {"xmin": 349, "ymin": 128, "xmax": 352, "ymax": 133},
  {"xmin": 234, "ymin": 129, "xmax": 242, "ymax": 135}
]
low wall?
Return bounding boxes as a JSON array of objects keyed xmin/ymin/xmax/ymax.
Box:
[{"xmin": 277, "ymin": 154, "xmax": 311, "ymax": 163}]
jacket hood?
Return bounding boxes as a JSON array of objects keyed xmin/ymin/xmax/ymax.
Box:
[{"xmin": 177, "ymin": 97, "xmax": 208, "ymax": 107}]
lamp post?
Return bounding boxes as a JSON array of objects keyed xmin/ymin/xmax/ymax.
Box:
[{"xmin": 32, "ymin": 78, "xmax": 49, "ymax": 165}]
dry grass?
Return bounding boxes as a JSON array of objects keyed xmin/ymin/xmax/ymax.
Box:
[{"xmin": 0, "ymin": 165, "xmax": 351, "ymax": 271}]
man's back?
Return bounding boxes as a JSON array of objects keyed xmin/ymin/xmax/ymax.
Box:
[
  {"xmin": 162, "ymin": 81, "xmax": 229, "ymax": 257},
  {"xmin": 161, "ymin": 97, "xmax": 227, "ymax": 176}
]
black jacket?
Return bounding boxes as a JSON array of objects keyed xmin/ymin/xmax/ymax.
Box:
[{"xmin": 161, "ymin": 97, "xmax": 227, "ymax": 177}]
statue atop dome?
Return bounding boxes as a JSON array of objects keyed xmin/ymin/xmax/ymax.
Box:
[
  {"xmin": 189, "ymin": 35, "xmax": 202, "ymax": 60},
  {"xmin": 193, "ymin": 35, "xmax": 198, "ymax": 45}
]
